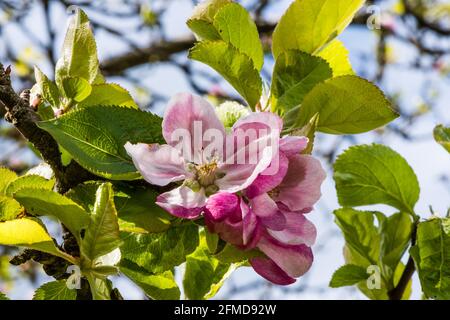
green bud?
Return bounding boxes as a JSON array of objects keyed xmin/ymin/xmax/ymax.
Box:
[{"xmin": 215, "ymin": 101, "xmax": 250, "ymax": 129}]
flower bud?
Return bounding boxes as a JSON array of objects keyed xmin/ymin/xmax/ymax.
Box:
[{"xmin": 215, "ymin": 101, "xmax": 250, "ymax": 129}]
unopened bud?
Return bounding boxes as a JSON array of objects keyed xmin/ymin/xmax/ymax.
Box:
[
  {"xmin": 30, "ymin": 94, "xmax": 42, "ymax": 110},
  {"xmin": 20, "ymin": 89, "xmax": 30, "ymax": 104},
  {"xmin": 54, "ymin": 108, "xmax": 65, "ymax": 117},
  {"xmin": 4, "ymin": 65, "xmax": 11, "ymax": 75},
  {"xmin": 215, "ymin": 101, "xmax": 250, "ymax": 129}
]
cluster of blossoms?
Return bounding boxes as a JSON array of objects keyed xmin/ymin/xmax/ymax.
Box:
[{"xmin": 125, "ymin": 93, "xmax": 326, "ymax": 285}]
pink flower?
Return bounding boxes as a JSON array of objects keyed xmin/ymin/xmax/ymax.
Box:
[
  {"xmin": 248, "ymin": 150, "xmax": 326, "ymax": 285},
  {"xmin": 204, "ymin": 132, "xmax": 326, "ymax": 285},
  {"xmin": 125, "ymin": 93, "xmax": 279, "ymax": 219},
  {"xmin": 126, "ymin": 92, "xmax": 326, "ymax": 286}
]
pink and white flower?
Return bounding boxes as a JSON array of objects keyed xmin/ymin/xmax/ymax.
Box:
[
  {"xmin": 125, "ymin": 92, "xmax": 326, "ymax": 286},
  {"xmin": 125, "ymin": 93, "xmax": 279, "ymax": 219}
]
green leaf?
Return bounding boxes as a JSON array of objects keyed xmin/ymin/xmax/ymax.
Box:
[
  {"xmin": 334, "ymin": 144, "xmax": 420, "ymax": 214},
  {"xmin": 183, "ymin": 230, "xmax": 237, "ymax": 300},
  {"xmin": 295, "ymin": 76, "xmax": 399, "ymax": 134},
  {"xmin": 0, "ymin": 170, "xmax": 55, "ymax": 222},
  {"xmin": 77, "ymin": 83, "xmax": 138, "ymax": 109},
  {"xmin": 317, "ymin": 39, "xmax": 354, "ymax": 76},
  {"xmin": 66, "ymin": 182, "xmax": 174, "ymax": 233},
  {"xmin": 270, "ymin": 50, "xmax": 332, "ymax": 125},
  {"xmin": 81, "ymin": 183, "xmax": 122, "ymax": 262},
  {"xmin": 65, "ymin": 181, "xmax": 100, "ymax": 213},
  {"xmin": 190, "ymin": 0, "xmax": 232, "ymax": 22},
  {"xmin": 205, "ymin": 228, "xmax": 220, "ymax": 253},
  {"xmin": 0, "ymin": 195, "xmax": 22, "ymax": 222},
  {"xmin": 187, "ymin": 0, "xmax": 231, "ymax": 40},
  {"xmin": 33, "ymin": 280, "xmax": 77, "ymax": 300},
  {"xmin": 60, "ymin": 146, "xmax": 73, "ymax": 166},
  {"xmin": 334, "ymin": 208, "xmax": 381, "ymax": 266},
  {"xmin": 5, "ymin": 175, "xmax": 54, "ymax": 197},
  {"xmin": 214, "ymin": 243, "xmax": 263, "ymax": 264},
  {"xmin": 13, "ymin": 188, "xmax": 90, "ymax": 241},
  {"xmin": 85, "ymin": 273, "xmax": 111, "ymax": 300},
  {"xmin": 434, "ymin": 125, "xmax": 450, "ymax": 153},
  {"xmin": 294, "ymin": 113, "xmax": 319, "ymax": 155},
  {"xmin": 34, "ymin": 66, "xmax": 60, "ymax": 108},
  {"xmin": 380, "ymin": 212, "xmax": 412, "ymax": 273},
  {"xmin": 357, "ymin": 261, "xmax": 411, "ymax": 300},
  {"xmin": 272, "ymin": 0, "xmax": 365, "ymax": 58},
  {"xmin": 120, "ymin": 224, "xmax": 199, "ymax": 274},
  {"xmin": 0, "ymin": 167, "xmax": 18, "ymax": 194},
  {"xmin": 213, "ymin": 3, "xmax": 264, "ymax": 70},
  {"xmin": 0, "ymin": 291, "xmax": 9, "ymax": 300},
  {"xmin": 411, "ymin": 217, "xmax": 450, "ymax": 300},
  {"xmin": 114, "ymin": 185, "xmax": 174, "ymax": 233},
  {"xmin": 329, "ymin": 264, "xmax": 369, "ymax": 288},
  {"xmin": 189, "ymin": 41, "xmax": 262, "ymax": 108},
  {"xmin": 90, "ymin": 265, "xmax": 119, "ymax": 278},
  {"xmin": 36, "ymin": 103, "xmax": 56, "ymax": 121},
  {"xmin": 187, "ymin": 19, "xmax": 221, "ymax": 40},
  {"xmin": 0, "ymin": 218, "xmax": 74, "ymax": 263},
  {"xmin": 120, "ymin": 259, "xmax": 180, "ymax": 300},
  {"xmin": 333, "ymin": 208, "xmax": 414, "ymax": 299},
  {"xmin": 55, "ymin": 9, "xmax": 103, "ymax": 87},
  {"xmin": 38, "ymin": 105, "xmax": 164, "ymax": 180},
  {"xmin": 62, "ymin": 77, "xmax": 92, "ymax": 102}
]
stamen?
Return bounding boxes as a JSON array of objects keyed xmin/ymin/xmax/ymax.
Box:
[{"xmin": 196, "ymin": 160, "xmax": 218, "ymax": 187}]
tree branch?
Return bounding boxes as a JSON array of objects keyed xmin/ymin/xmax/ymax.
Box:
[
  {"xmin": 0, "ymin": 62, "xmax": 96, "ymax": 192},
  {"xmin": 99, "ymin": 13, "xmax": 376, "ymax": 77},
  {"xmin": 402, "ymin": 0, "xmax": 450, "ymax": 36},
  {"xmin": 101, "ymin": 37, "xmax": 195, "ymax": 76}
]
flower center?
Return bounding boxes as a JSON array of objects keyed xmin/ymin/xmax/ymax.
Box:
[
  {"xmin": 196, "ymin": 161, "xmax": 218, "ymax": 187},
  {"xmin": 184, "ymin": 160, "xmax": 222, "ymax": 196}
]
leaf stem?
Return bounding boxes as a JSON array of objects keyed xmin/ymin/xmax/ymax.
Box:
[{"xmin": 388, "ymin": 221, "xmax": 418, "ymax": 300}]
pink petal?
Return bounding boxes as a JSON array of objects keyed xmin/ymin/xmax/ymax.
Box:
[
  {"xmin": 277, "ymin": 202, "xmax": 313, "ymax": 215},
  {"xmin": 250, "ymin": 193, "xmax": 278, "ymax": 218},
  {"xmin": 279, "ymin": 136, "xmax": 308, "ymax": 157},
  {"xmin": 250, "ymin": 257, "xmax": 296, "ymax": 285},
  {"xmin": 162, "ymin": 93, "xmax": 225, "ymax": 163},
  {"xmin": 205, "ymin": 192, "xmax": 239, "ymax": 222},
  {"xmin": 216, "ymin": 134, "xmax": 276, "ymax": 192},
  {"xmin": 241, "ymin": 201, "xmax": 260, "ymax": 248},
  {"xmin": 250, "ymin": 193, "xmax": 286, "ymax": 231},
  {"xmin": 268, "ymin": 212, "xmax": 316, "ymax": 246},
  {"xmin": 257, "ymin": 235, "xmax": 313, "ymax": 278},
  {"xmin": 276, "ymin": 155, "xmax": 326, "ymax": 212},
  {"xmin": 156, "ymin": 186, "xmax": 206, "ymax": 219},
  {"xmin": 215, "ymin": 160, "xmax": 275, "ymax": 193},
  {"xmin": 245, "ymin": 152, "xmax": 288, "ymax": 199},
  {"xmin": 205, "ymin": 218, "xmax": 244, "ymax": 247},
  {"xmin": 232, "ymin": 112, "xmax": 283, "ymax": 133},
  {"xmin": 216, "ymin": 112, "xmax": 283, "ymax": 192},
  {"xmin": 125, "ymin": 142, "xmax": 189, "ymax": 186},
  {"xmin": 259, "ymin": 210, "xmax": 287, "ymax": 232}
]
